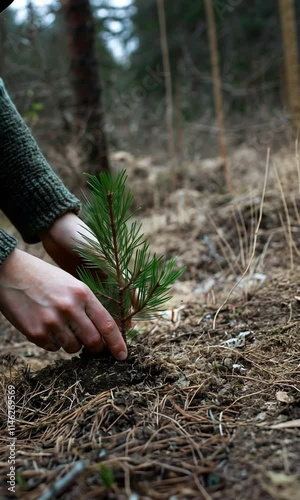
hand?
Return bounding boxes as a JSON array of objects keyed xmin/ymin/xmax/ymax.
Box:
[
  {"xmin": 40, "ymin": 212, "xmax": 138, "ymax": 310},
  {"xmin": 0, "ymin": 248, "xmax": 128, "ymax": 359},
  {"xmin": 39, "ymin": 212, "xmax": 101, "ymax": 278}
]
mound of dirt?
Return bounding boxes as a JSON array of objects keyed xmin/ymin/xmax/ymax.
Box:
[{"xmin": 35, "ymin": 345, "xmax": 164, "ymax": 394}]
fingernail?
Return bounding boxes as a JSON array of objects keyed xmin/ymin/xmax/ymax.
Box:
[{"xmin": 117, "ymin": 350, "xmax": 127, "ymax": 361}]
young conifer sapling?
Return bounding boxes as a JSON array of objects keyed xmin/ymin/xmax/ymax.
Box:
[{"xmin": 76, "ymin": 170, "xmax": 185, "ymax": 344}]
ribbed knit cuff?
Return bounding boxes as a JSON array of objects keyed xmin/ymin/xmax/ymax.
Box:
[
  {"xmin": 8, "ymin": 173, "xmax": 81, "ymax": 244},
  {"xmin": 0, "ymin": 230, "xmax": 17, "ymax": 265}
]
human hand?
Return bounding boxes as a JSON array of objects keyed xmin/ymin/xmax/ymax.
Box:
[
  {"xmin": 39, "ymin": 212, "xmax": 101, "ymax": 278},
  {"xmin": 0, "ymin": 249, "xmax": 127, "ymax": 359}
]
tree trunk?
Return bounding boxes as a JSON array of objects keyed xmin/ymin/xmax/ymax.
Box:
[
  {"xmin": 279, "ymin": 0, "xmax": 300, "ymax": 130},
  {"xmin": 61, "ymin": 0, "xmax": 110, "ymax": 174},
  {"xmin": 205, "ymin": 0, "xmax": 232, "ymax": 193},
  {"xmin": 175, "ymin": 76, "xmax": 183, "ymax": 163},
  {"xmin": 156, "ymin": 0, "xmax": 177, "ymax": 181}
]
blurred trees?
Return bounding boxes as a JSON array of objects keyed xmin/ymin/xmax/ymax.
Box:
[
  {"xmin": 61, "ymin": 0, "xmax": 110, "ymax": 174},
  {"xmin": 129, "ymin": 0, "xmax": 205, "ymax": 109},
  {"xmin": 128, "ymin": 1, "xmax": 281, "ymax": 106},
  {"xmin": 1, "ymin": 0, "xmax": 300, "ymax": 161},
  {"xmin": 124, "ymin": 0, "xmax": 290, "ymax": 155}
]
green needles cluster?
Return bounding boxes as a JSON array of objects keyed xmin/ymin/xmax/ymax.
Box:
[{"xmin": 76, "ymin": 170, "xmax": 185, "ymax": 341}]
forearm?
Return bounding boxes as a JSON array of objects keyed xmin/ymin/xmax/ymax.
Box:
[{"xmin": 0, "ymin": 79, "xmax": 80, "ymax": 244}]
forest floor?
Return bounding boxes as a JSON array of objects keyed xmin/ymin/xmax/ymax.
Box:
[{"xmin": 0, "ymin": 144, "xmax": 300, "ymax": 499}]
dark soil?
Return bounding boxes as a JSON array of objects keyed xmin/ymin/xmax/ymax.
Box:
[{"xmin": 35, "ymin": 346, "xmax": 164, "ymax": 395}]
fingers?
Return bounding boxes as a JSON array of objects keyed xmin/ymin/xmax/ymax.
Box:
[
  {"xmin": 26, "ymin": 309, "xmax": 124, "ymax": 358},
  {"xmin": 67, "ymin": 316, "xmax": 106, "ymax": 354},
  {"xmin": 85, "ymin": 295, "xmax": 128, "ymax": 361},
  {"xmin": 49, "ymin": 329, "xmax": 82, "ymax": 354},
  {"xmin": 33, "ymin": 338, "xmax": 61, "ymax": 352},
  {"xmin": 25, "ymin": 296, "xmax": 122, "ymax": 357},
  {"xmin": 27, "ymin": 327, "xmax": 82, "ymax": 354}
]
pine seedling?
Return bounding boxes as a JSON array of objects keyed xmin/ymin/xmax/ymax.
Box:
[{"xmin": 76, "ymin": 170, "xmax": 185, "ymax": 343}]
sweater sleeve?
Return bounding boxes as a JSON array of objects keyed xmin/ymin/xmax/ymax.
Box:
[
  {"xmin": 0, "ymin": 230, "xmax": 17, "ymax": 265},
  {"xmin": 0, "ymin": 78, "xmax": 81, "ymax": 245}
]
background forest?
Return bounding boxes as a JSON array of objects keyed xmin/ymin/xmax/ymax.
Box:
[{"xmin": 0, "ymin": 0, "xmax": 297, "ymax": 174}]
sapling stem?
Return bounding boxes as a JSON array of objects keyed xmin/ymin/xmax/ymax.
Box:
[{"xmin": 107, "ymin": 191, "xmax": 127, "ymax": 342}]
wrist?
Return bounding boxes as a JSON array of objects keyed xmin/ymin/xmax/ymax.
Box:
[
  {"xmin": 0, "ymin": 230, "xmax": 18, "ymax": 266},
  {"xmin": 0, "ymin": 248, "xmax": 24, "ymax": 286},
  {"xmin": 39, "ymin": 213, "xmax": 84, "ymax": 275},
  {"xmin": 39, "ymin": 212, "xmax": 77, "ymax": 244}
]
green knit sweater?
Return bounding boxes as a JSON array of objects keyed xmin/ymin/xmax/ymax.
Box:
[{"xmin": 0, "ymin": 79, "xmax": 81, "ymax": 264}]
